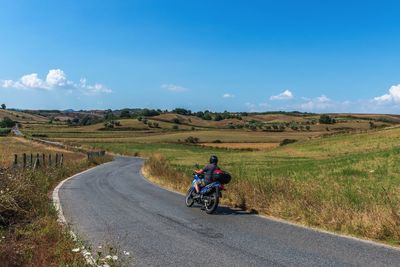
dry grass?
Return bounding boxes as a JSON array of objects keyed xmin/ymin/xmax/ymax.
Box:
[
  {"xmin": 0, "ymin": 135, "xmax": 112, "ymax": 266},
  {"xmin": 200, "ymin": 142, "xmax": 279, "ymax": 150},
  {"xmin": 0, "ymin": 137, "xmax": 85, "ymax": 167},
  {"xmin": 0, "ymin": 109, "xmax": 48, "ymax": 123},
  {"xmin": 141, "ymin": 129, "xmax": 400, "ymax": 245}
]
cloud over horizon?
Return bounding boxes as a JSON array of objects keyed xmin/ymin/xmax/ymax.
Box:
[
  {"xmin": 223, "ymin": 93, "xmax": 235, "ymax": 98},
  {"xmin": 161, "ymin": 83, "xmax": 188, "ymax": 92},
  {"xmin": 270, "ymin": 89, "xmax": 294, "ymax": 100},
  {"xmin": 0, "ymin": 69, "xmax": 111, "ymax": 95},
  {"xmin": 374, "ymin": 84, "xmax": 400, "ymax": 104}
]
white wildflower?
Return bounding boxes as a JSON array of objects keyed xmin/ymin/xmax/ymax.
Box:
[
  {"xmin": 112, "ymin": 255, "xmax": 118, "ymax": 260},
  {"xmin": 72, "ymin": 248, "xmax": 80, "ymax": 253},
  {"xmin": 123, "ymin": 251, "xmax": 130, "ymax": 256},
  {"xmin": 83, "ymin": 251, "xmax": 91, "ymax": 257},
  {"xmin": 105, "ymin": 255, "xmax": 112, "ymax": 259},
  {"xmin": 369, "ymin": 170, "xmax": 375, "ymax": 173},
  {"xmin": 98, "ymin": 245, "xmax": 102, "ymax": 249},
  {"xmin": 102, "ymin": 264, "xmax": 110, "ymax": 267}
]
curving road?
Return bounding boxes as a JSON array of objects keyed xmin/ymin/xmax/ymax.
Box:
[{"xmin": 59, "ymin": 157, "xmax": 400, "ymax": 266}]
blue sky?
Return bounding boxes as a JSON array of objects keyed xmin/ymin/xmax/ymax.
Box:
[{"xmin": 1, "ymin": 0, "xmax": 400, "ymax": 113}]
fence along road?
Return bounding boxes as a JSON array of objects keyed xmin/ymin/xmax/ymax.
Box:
[{"xmin": 58, "ymin": 156, "xmax": 400, "ymax": 267}]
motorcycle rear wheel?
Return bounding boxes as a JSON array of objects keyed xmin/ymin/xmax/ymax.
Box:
[
  {"xmin": 185, "ymin": 188, "xmax": 195, "ymax": 207},
  {"xmin": 204, "ymin": 191, "xmax": 219, "ymax": 214}
]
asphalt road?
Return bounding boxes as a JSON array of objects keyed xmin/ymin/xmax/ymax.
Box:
[{"xmin": 59, "ymin": 157, "xmax": 400, "ymax": 266}]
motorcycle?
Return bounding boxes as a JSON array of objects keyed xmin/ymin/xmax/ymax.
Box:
[{"xmin": 185, "ymin": 170, "xmax": 231, "ymax": 214}]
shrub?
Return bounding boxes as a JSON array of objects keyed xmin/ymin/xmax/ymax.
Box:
[
  {"xmin": 280, "ymin": 139, "xmax": 297, "ymax": 146},
  {"xmin": 141, "ymin": 109, "xmax": 160, "ymax": 117},
  {"xmin": 173, "ymin": 108, "xmax": 191, "ymax": 116},
  {"xmin": 172, "ymin": 118, "xmax": 180, "ymax": 124},
  {"xmin": 203, "ymin": 113, "xmax": 212, "ymax": 120},
  {"xmin": 184, "ymin": 136, "xmax": 199, "ymax": 144},
  {"xmin": 319, "ymin": 114, "xmax": 336, "ymax": 124},
  {"xmin": 212, "ymin": 139, "xmax": 222, "ymax": 143},
  {"xmin": 172, "ymin": 125, "xmax": 179, "ymax": 130},
  {"xmin": 120, "ymin": 109, "xmax": 131, "ymax": 118},
  {"xmin": 0, "ymin": 128, "xmax": 11, "ymax": 136},
  {"xmin": 0, "ymin": 117, "xmax": 16, "ymax": 128},
  {"xmin": 214, "ymin": 114, "xmax": 223, "ymax": 121}
]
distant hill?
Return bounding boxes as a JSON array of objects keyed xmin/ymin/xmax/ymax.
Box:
[{"xmin": 0, "ymin": 109, "xmax": 48, "ymax": 123}]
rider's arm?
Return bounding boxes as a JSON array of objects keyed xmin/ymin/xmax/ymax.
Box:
[{"xmin": 195, "ymin": 165, "xmax": 208, "ymax": 174}]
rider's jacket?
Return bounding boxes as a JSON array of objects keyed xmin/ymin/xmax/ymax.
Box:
[{"xmin": 202, "ymin": 163, "xmax": 219, "ymax": 184}]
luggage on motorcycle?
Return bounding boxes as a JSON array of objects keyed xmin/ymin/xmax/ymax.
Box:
[{"xmin": 212, "ymin": 170, "xmax": 231, "ymax": 184}]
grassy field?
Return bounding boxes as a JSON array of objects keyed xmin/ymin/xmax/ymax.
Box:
[
  {"xmin": 0, "ymin": 136, "xmax": 112, "ymax": 266},
  {"xmin": 89, "ymin": 126, "xmax": 400, "ymax": 245},
  {"xmin": 0, "ymin": 137, "xmax": 85, "ymax": 166},
  {"xmin": 0, "ymin": 109, "xmax": 48, "ymax": 123},
  {"xmin": 10, "ymin": 111, "xmax": 400, "ymax": 245}
]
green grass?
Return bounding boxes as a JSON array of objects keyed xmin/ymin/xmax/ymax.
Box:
[
  {"xmin": 91, "ymin": 126, "xmax": 400, "ymax": 244},
  {"xmin": 18, "ymin": 115, "xmax": 400, "ymax": 244}
]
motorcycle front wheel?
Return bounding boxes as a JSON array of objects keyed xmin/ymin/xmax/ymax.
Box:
[
  {"xmin": 185, "ymin": 188, "xmax": 195, "ymax": 207},
  {"xmin": 204, "ymin": 191, "xmax": 219, "ymax": 214}
]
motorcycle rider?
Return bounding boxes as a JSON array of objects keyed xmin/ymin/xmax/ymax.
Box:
[{"xmin": 194, "ymin": 155, "xmax": 220, "ymax": 197}]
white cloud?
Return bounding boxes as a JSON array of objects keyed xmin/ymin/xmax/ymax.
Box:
[
  {"xmin": 300, "ymin": 95, "xmax": 332, "ymax": 111},
  {"xmin": 20, "ymin": 73, "xmax": 45, "ymax": 89},
  {"xmin": 270, "ymin": 89, "xmax": 294, "ymax": 100},
  {"xmin": 374, "ymin": 84, "xmax": 400, "ymax": 104},
  {"xmin": 223, "ymin": 93, "xmax": 235, "ymax": 98},
  {"xmin": 46, "ymin": 69, "xmax": 67, "ymax": 87},
  {"xmin": 0, "ymin": 69, "xmax": 111, "ymax": 95},
  {"xmin": 161, "ymin": 83, "xmax": 188, "ymax": 92}
]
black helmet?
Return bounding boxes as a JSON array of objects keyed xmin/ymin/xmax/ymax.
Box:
[{"xmin": 209, "ymin": 155, "xmax": 218, "ymax": 164}]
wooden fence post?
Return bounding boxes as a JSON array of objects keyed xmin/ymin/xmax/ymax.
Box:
[
  {"xmin": 42, "ymin": 154, "xmax": 45, "ymax": 167},
  {"xmin": 49, "ymin": 154, "xmax": 52, "ymax": 167},
  {"xmin": 60, "ymin": 154, "xmax": 64, "ymax": 166},
  {"xmin": 33, "ymin": 154, "xmax": 40, "ymax": 170},
  {"xmin": 14, "ymin": 154, "xmax": 18, "ymax": 166},
  {"xmin": 55, "ymin": 154, "xmax": 59, "ymax": 167},
  {"xmin": 30, "ymin": 154, "xmax": 33, "ymax": 168},
  {"xmin": 23, "ymin": 153, "xmax": 26, "ymax": 168}
]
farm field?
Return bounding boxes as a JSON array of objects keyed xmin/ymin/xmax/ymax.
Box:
[
  {"xmin": 0, "ymin": 137, "xmax": 85, "ymax": 166},
  {"xmin": 89, "ymin": 125, "xmax": 400, "ymax": 245},
  {"xmin": 7, "ymin": 110, "xmax": 400, "ymax": 245}
]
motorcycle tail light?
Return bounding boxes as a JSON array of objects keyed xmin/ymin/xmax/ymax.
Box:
[{"xmin": 219, "ymin": 185, "xmax": 225, "ymax": 190}]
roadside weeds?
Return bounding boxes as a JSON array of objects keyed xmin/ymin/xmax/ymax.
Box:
[{"xmin": 142, "ymin": 154, "xmax": 400, "ymax": 248}]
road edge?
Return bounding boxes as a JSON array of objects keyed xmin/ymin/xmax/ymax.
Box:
[
  {"xmin": 140, "ymin": 165, "xmax": 400, "ymax": 252},
  {"xmin": 52, "ymin": 161, "xmax": 114, "ymax": 266}
]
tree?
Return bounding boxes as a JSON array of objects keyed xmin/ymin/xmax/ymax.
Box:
[
  {"xmin": 120, "ymin": 109, "xmax": 131, "ymax": 118},
  {"xmin": 319, "ymin": 114, "xmax": 335, "ymax": 124},
  {"xmin": 0, "ymin": 117, "xmax": 16, "ymax": 128},
  {"xmin": 203, "ymin": 113, "xmax": 212, "ymax": 120},
  {"xmin": 214, "ymin": 114, "xmax": 223, "ymax": 121},
  {"xmin": 141, "ymin": 109, "xmax": 160, "ymax": 117},
  {"xmin": 173, "ymin": 108, "xmax": 191, "ymax": 116},
  {"xmin": 1, "ymin": 104, "xmax": 5, "ymax": 110}
]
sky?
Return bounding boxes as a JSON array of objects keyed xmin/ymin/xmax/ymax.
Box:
[{"xmin": 0, "ymin": 0, "xmax": 400, "ymax": 113}]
